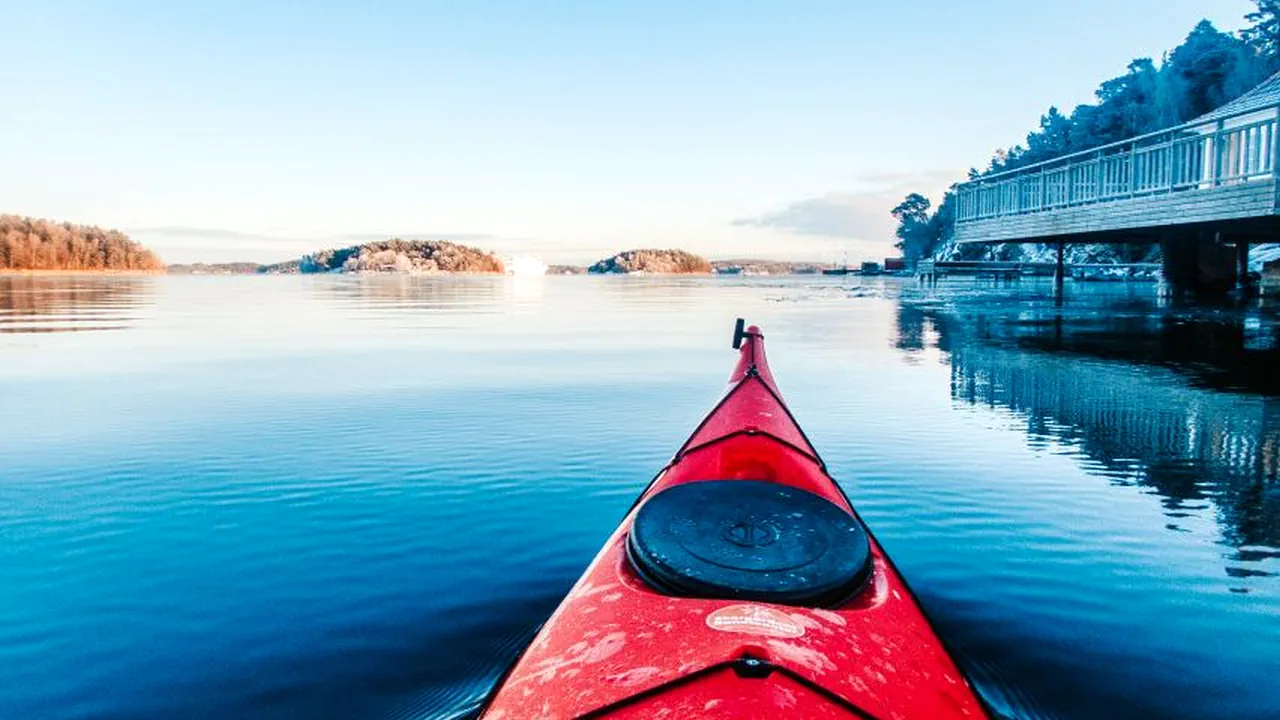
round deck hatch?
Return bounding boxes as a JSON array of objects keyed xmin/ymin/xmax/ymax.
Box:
[{"xmin": 626, "ymin": 481, "xmax": 872, "ymax": 607}]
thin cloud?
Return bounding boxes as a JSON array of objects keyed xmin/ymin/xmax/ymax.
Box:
[
  {"xmin": 732, "ymin": 192, "xmax": 898, "ymax": 240},
  {"xmin": 732, "ymin": 171, "xmax": 961, "ymax": 240}
]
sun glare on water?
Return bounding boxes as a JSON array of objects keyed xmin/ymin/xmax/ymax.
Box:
[{"xmin": 504, "ymin": 255, "xmax": 548, "ymax": 276}]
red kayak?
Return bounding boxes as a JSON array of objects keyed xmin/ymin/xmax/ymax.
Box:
[{"xmin": 481, "ymin": 321, "xmax": 988, "ymax": 719}]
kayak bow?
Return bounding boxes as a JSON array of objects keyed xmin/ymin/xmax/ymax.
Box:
[{"xmin": 481, "ymin": 321, "xmax": 987, "ymax": 719}]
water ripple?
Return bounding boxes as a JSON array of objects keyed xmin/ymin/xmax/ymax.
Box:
[{"xmin": 0, "ymin": 276, "xmax": 1275, "ymax": 719}]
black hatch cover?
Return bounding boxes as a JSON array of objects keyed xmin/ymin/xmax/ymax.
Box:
[{"xmin": 626, "ymin": 480, "xmax": 872, "ymax": 607}]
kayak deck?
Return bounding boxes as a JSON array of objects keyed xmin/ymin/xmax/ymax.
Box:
[{"xmin": 480, "ymin": 323, "xmax": 986, "ymax": 719}]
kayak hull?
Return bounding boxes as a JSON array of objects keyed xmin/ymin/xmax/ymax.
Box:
[{"xmin": 481, "ymin": 324, "xmax": 986, "ymax": 719}]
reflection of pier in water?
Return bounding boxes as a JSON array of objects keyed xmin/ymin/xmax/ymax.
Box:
[
  {"xmin": 0, "ymin": 276, "xmax": 153, "ymax": 334},
  {"xmin": 896, "ymin": 298, "xmax": 1279, "ymax": 572}
]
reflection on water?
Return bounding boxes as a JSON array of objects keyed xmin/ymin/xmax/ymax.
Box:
[
  {"xmin": 314, "ymin": 275, "xmax": 512, "ymax": 313},
  {"xmin": 887, "ymin": 285, "xmax": 1278, "ymax": 720},
  {"xmin": 0, "ymin": 275, "xmax": 152, "ymax": 333},
  {"xmin": 0, "ymin": 276, "xmax": 1276, "ymax": 720},
  {"xmin": 897, "ymin": 292, "xmax": 1280, "ymax": 588}
]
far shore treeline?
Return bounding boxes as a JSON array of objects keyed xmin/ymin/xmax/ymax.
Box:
[
  {"xmin": 893, "ymin": 2, "xmax": 1280, "ymax": 266},
  {"xmin": 0, "ymin": 219, "xmax": 761, "ymax": 276},
  {"xmin": 0, "ymin": 215, "xmax": 165, "ymax": 272},
  {"xmin": 0, "ymin": 218, "xmax": 844, "ymax": 276}
]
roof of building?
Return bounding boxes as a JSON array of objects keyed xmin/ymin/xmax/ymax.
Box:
[{"xmin": 1192, "ymin": 71, "xmax": 1280, "ymax": 124}]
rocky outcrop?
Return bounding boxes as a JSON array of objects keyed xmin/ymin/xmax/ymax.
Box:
[
  {"xmin": 588, "ymin": 249, "xmax": 712, "ymax": 275},
  {"xmin": 300, "ymin": 239, "xmax": 504, "ymax": 274}
]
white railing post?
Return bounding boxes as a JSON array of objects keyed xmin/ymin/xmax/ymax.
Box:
[
  {"xmin": 1096, "ymin": 150, "xmax": 1106, "ymax": 199},
  {"xmin": 1272, "ymin": 106, "xmax": 1280, "ymax": 177},
  {"xmin": 1213, "ymin": 119, "xmax": 1225, "ymax": 186},
  {"xmin": 1065, "ymin": 160, "xmax": 1074, "ymax": 205},
  {"xmin": 1250, "ymin": 125, "xmax": 1260, "ymax": 176},
  {"xmin": 1128, "ymin": 142, "xmax": 1138, "ymax": 197}
]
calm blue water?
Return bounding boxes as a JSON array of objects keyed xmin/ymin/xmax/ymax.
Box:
[{"xmin": 0, "ymin": 275, "xmax": 1276, "ymax": 720}]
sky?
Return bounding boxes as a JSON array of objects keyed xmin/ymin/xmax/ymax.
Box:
[{"xmin": 0, "ymin": 1, "xmax": 1259, "ymax": 264}]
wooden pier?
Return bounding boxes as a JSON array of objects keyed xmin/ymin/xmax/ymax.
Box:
[{"xmin": 950, "ymin": 73, "xmax": 1280, "ymax": 293}]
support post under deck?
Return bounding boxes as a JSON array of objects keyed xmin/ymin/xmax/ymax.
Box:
[
  {"xmin": 1054, "ymin": 241, "xmax": 1066, "ymax": 297},
  {"xmin": 1236, "ymin": 239, "xmax": 1251, "ymax": 292}
]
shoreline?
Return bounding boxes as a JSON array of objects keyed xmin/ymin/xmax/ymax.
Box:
[
  {"xmin": 0, "ymin": 269, "xmax": 166, "ymax": 277},
  {"xmin": 1, "ymin": 270, "xmax": 837, "ymax": 279}
]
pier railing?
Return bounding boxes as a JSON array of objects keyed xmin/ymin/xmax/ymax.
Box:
[{"xmin": 955, "ymin": 104, "xmax": 1280, "ymax": 223}]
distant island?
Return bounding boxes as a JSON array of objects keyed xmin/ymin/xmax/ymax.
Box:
[
  {"xmin": 0, "ymin": 219, "xmax": 836, "ymax": 278},
  {"xmin": 0, "ymin": 214, "xmax": 164, "ymax": 273},
  {"xmin": 301, "ymin": 239, "xmax": 505, "ymax": 274},
  {"xmin": 589, "ymin": 249, "xmax": 712, "ymax": 274},
  {"xmin": 710, "ymin": 259, "xmax": 824, "ymax": 276},
  {"xmin": 549, "ymin": 258, "xmax": 825, "ymax": 275},
  {"xmin": 168, "ymin": 262, "xmax": 282, "ymax": 275},
  {"xmin": 168, "ymin": 240, "xmax": 504, "ymax": 275},
  {"xmin": 545, "ymin": 258, "xmax": 827, "ymax": 276}
]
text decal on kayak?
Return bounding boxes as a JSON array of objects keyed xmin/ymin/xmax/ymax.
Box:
[{"xmin": 705, "ymin": 604, "xmax": 805, "ymax": 638}]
